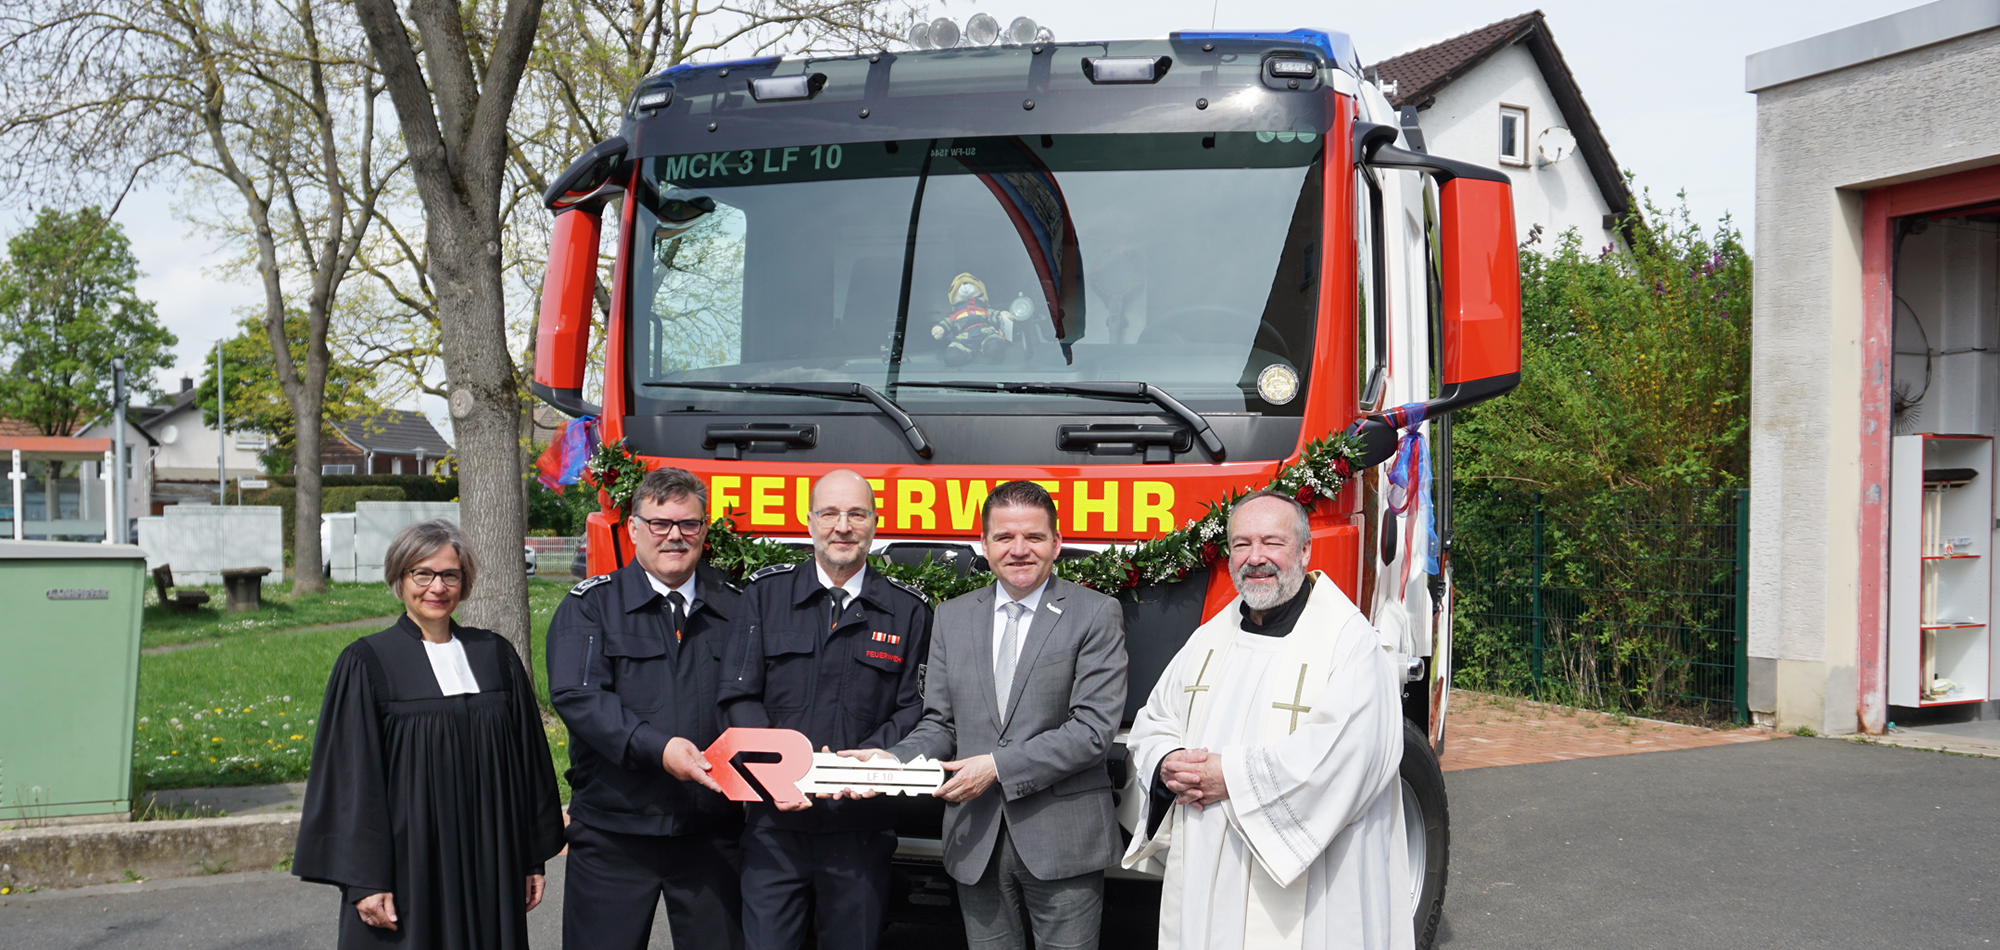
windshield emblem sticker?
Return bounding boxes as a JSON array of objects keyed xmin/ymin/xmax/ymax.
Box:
[{"xmin": 1258, "ymin": 364, "xmax": 1300, "ymax": 405}]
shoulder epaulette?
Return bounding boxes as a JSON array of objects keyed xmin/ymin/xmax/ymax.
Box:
[
  {"xmin": 748, "ymin": 562, "xmax": 798, "ymax": 583},
  {"xmin": 883, "ymin": 575, "xmax": 930, "ymax": 603},
  {"xmin": 568, "ymin": 574, "xmax": 615, "ymax": 597}
]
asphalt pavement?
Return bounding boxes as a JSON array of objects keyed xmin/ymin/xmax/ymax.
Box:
[
  {"xmin": 1436, "ymin": 737, "xmax": 1998, "ymax": 949},
  {"xmin": 4, "ymin": 737, "xmax": 1994, "ymax": 949}
]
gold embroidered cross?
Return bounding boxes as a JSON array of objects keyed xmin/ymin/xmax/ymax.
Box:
[
  {"xmin": 1184, "ymin": 650, "xmax": 1216, "ymax": 718},
  {"xmin": 1272, "ymin": 664, "xmax": 1312, "ymax": 734}
]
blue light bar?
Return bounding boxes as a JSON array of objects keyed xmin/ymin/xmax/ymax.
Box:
[
  {"xmin": 652, "ymin": 55, "xmax": 782, "ymax": 81},
  {"xmin": 1171, "ymin": 29, "xmax": 1361, "ymax": 76}
]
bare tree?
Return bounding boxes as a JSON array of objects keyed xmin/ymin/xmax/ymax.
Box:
[
  {"xmin": 0, "ymin": 0, "xmax": 398, "ymax": 595},
  {"xmin": 351, "ymin": 0, "xmax": 545, "ymax": 656}
]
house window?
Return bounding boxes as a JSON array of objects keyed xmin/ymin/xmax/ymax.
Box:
[
  {"xmin": 1499, "ymin": 105, "xmax": 1528, "ymax": 166},
  {"xmin": 392, "ymin": 457, "xmax": 404, "ymax": 475},
  {"xmin": 323, "ymin": 464, "xmax": 355, "ymax": 475}
]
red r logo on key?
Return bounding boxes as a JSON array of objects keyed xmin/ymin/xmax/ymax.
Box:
[{"xmin": 702, "ymin": 727, "xmax": 813, "ymax": 805}]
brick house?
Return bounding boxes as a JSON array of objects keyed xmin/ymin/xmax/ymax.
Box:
[{"xmin": 322, "ymin": 411, "xmax": 454, "ymax": 476}]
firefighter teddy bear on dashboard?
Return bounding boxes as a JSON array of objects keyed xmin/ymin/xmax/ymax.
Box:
[{"xmin": 930, "ymin": 272, "xmax": 1012, "ymax": 365}]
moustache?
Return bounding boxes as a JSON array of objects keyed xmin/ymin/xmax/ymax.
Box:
[
  {"xmin": 1238, "ymin": 563, "xmax": 1280, "ymax": 578},
  {"xmin": 654, "ymin": 541, "xmax": 694, "ymax": 554}
]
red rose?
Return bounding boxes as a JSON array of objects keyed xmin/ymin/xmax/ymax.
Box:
[
  {"xmin": 1125, "ymin": 565, "xmax": 1140, "ymax": 588},
  {"xmin": 1334, "ymin": 458, "xmax": 1352, "ymax": 478},
  {"xmin": 1201, "ymin": 542, "xmax": 1219, "ymax": 562},
  {"xmin": 1294, "ymin": 486, "xmax": 1316, "ymax": 506}
]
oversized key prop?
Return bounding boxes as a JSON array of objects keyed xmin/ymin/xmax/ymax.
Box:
[{"xmin": 702, "ymin": 727, "xmax": 946, "ymax": 804}]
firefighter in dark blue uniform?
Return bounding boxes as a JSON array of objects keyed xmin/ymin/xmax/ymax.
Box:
[
  {"xmin": 719, "ymin": 469, "xmax": 933, "ymax": 950},
  {"xmin": 547, "ymin": 468, "xmax": 744, "ymax": 950}
]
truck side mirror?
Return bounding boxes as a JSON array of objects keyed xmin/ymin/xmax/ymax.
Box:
[
  {"xmin": 1434, "ymin": 175, "xmax": 1522, "ymax": 409},
  {"xmin": 533, "ymin": 207, "xmax": 603, "ymax": 418},
  {"xmin": 544, "ymin": 136, "xmax": 630, "ymax": 212},
  {"xmin": 1354, "ymin": 123, "xmax": 1523, "ymax": 419},
  {"xmin": 536, "ymin": 136, "xmax": 635, "ymax": 417}
]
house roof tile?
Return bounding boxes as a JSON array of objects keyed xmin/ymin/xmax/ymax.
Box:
[
  {"xmin": 1370, "ymin": 10, "xmax": 1633, "ymax": 222},
  {"xmin": 331, "ymin": 411, "xmax": 453, "ymax": 457}
]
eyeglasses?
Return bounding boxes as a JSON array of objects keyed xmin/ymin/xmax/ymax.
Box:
[
  {"xmin": 405, "ymin": 568, "xmax": 464, "ymax": 589},
  {"xmin": 812, "ymin": 508, "xmax": 876, "ymax": 526},
  {"xmin": 636, "ymin": 516, "xmax": 707, "ymax": 536}
]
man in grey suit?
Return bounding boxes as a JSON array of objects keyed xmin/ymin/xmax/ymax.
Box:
[{"xmin": 846, "ymin": 479, "xmax": 1127, "ymax": 949}]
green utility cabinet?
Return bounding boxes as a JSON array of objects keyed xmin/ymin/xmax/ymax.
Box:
[{"xmin": 0, "ymin": 541, "xmax": 147, "ymax": 823}]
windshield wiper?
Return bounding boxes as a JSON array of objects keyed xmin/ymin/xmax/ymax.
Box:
[
  {"xmin": 643, "ymin": 380, "xmax": 933, "ymax": 459},
  {"xmin": 898, "ymin": 380, "xmax": 1226, "ymax": 461}
]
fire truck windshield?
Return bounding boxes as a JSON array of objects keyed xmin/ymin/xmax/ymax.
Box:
[{"xmin": 628, "ymin": 131, "xmax": 1324, "ymax": 420}]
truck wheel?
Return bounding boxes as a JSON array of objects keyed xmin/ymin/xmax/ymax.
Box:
[{"xmin": 1402, "ymin": 718, "xmax": 1449, "ymax": 950}]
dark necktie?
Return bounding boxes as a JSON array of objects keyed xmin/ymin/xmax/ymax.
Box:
[
  {"xmin": 667, "ymin": 590, "xmax": 687, "ymax": 643},
  {"xmin": 829, "ymin": 588, "xmax": 848, "ymax": 631}
]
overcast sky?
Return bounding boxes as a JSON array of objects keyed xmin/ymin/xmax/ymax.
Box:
[{"xmin": 45, "ymin": 0, "xmax": 1922, "ymax": 412}]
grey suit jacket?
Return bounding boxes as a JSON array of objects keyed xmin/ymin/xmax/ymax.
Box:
[{"xmin": 890, "ymin": 575, "xmax": 1128, "ymax": 884}]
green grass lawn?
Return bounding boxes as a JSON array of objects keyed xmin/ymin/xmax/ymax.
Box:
[
  {"xmin": 141, "ymin": 581, "xmax": 406, "ymax": 650},
  {"xmin": 135, "ymin": 578, "xmax": 576, "ymax": 799}
]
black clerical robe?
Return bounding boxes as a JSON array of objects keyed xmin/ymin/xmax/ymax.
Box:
[{"xmin": 294, "ymin": 616, "xmax": 565, "ymax": 950}]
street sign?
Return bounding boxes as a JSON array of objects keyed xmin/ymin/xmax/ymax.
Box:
[{"xmin": 239, "ymin": 478, "xmax": 269, "ymax": 489}]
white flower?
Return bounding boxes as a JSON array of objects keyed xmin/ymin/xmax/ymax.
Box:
[
  {"xmin": 192, "ymin": 713, "xmax": 203, "ymax": 721},
  {"xmin": 139, "ymin": 717, "xmax": 150, "ymax": 723},
  {"xmin": 169, "ymin": 718, "xmax": 181, "ymax": 725}
]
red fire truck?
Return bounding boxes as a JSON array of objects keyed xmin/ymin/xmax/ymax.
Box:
[{"xmin": 534, "ymin": 26, "xmax": 1519, "ymax": 946}]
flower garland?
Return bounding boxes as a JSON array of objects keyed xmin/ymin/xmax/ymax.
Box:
[
  {"xmin": 583, "ymin": 438, "xmax": 653, "ymax": 516},
  {"xmin": 579, "ymin": 433, "xmax": 1365, "ymax": 604}
]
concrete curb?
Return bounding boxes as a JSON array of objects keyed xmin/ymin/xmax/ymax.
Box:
[
  {"xmin": 1851, "ymin": 732, "xmax": 2000, "ymax": 759},
  {"xmin": 0, "ymin": 813, "xmax": 299, "ymax": 890}
]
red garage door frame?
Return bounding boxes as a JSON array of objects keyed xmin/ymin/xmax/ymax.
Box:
[{"xmin": 1858, "ymin": 163, "xmax": 2000, "ymax": 734}]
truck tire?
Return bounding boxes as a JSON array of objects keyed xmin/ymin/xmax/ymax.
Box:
[{"xmin": 1402, "ymin": 718, "xmax": 1449, "ymax": 950}]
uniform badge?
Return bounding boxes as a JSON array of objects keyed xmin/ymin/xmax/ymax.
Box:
[{"xmin": 568, "ymin": 574, "xmax": 614, "ymax": 597}]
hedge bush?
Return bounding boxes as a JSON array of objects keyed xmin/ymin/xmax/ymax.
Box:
[{"xmin": 267, "ymin": 473, "xmax": 458, "ymax": 502}]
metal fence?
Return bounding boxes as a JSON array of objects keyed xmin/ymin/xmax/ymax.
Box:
[
  {"xmin": 1449, "ymin": 489, "xmax": 1749, "ymax": 725},
  {"xmin": 527, "ymin": 536, "xmax": 585, "ymax": 577}
]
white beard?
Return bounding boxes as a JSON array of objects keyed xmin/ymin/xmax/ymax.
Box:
[{"xmin": 1235, "ymin": 562, "xmax": 1306, "ymax": 611}]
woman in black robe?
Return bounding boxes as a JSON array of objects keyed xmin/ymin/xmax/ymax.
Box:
[{"xmin": 295, "ymin": 519, "xmax": 565, "ymax": 949}]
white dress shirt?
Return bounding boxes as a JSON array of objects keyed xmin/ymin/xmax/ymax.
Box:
[
  {"xmin": 815, "ymin": 562, "xmax": 867, "ymax": 614},
  {"xmin": 644, "ymin": 569, "xmax": 699, "ymax": 607},
  {"xmin": 992, "ymin": 577, "xmax": 1051, "ymax": 712},
  {"xmin": 422, "ymin": 636, "xmax": 482, "ymax": 696}
]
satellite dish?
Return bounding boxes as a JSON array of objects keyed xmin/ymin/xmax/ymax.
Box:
[
  {"xmin": 1537, "ymin": 126, "xmax": 1576, "ymax": 165},
  {"xmin": 160, "ymin": 424, "xmax": 178, "ymax": 445}
]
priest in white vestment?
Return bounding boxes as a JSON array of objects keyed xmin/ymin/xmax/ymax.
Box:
[{"xmin": 1124, "ymin": 490, "xmax": 1413, "ymax": 950}]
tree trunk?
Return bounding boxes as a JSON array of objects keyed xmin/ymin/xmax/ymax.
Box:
[
  {"xmin": 433, "ymin": 203, "xmax": 530, "ymax": 656},
  {"xmin": 354, "ymin": 0, "xmax": 544, "ymax": 667},
  {"xmin": 292, "ymin": 420, "xmax": 327, "ymax": 594}
]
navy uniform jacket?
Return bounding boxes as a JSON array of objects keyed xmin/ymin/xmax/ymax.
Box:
[
  {"xmin": 718, "ymin": 562, "xmax": 932, "ymax": 832},
  {"xmin": 547, "ymin": 560, "xmax": 742, "ymax": 837}
]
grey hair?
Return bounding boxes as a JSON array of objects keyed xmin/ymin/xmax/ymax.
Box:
[
  {"xmin": 385, "ymin": 518, "xmax": 478, "ymax": 596},
  {"xmin": 635, "ymin": 466, "xmax": 709, "ymax": 512},
  {"xmin": 1227, "ymin": 489, "xmax": 1312, "ymax": 548}
]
